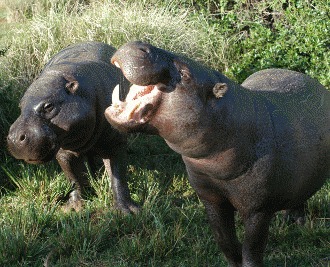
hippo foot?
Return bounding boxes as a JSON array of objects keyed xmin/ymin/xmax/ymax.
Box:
[
  {"xmin": 282, "ymin": 207, "xmax": 306, "ymax": 226},
  {"xmin": 61, "ymin": 190, "xmax": 84, "ymax": 212},
  {"xmin": 62, "ymin": 199, "xmax": 84, "ymax": 212},
  {"xmin": 114, "ymin": 200, "xmax": 140, "ymax": 214}
]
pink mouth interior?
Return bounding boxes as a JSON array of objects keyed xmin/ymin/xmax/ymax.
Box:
[{"xmin": 109, "ymin": 82, "xmax": 162, "ymax": 124}]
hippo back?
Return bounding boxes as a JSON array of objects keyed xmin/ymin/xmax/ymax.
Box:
[
  {"xmin": 43, "ymin": 41, "xmax": 115, "ymax": 71},
  {"xmin": 242, "ymin": 68, "xmax": 330, "ymax": 194},
  {"xmin": 43, "ymin": 41, "xmax": 129, "ymax": 100},
  {"xmin": 242, "ymin": 68, "xmax": 329, "ymax": 122}
]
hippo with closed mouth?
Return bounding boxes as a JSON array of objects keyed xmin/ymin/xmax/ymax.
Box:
[
  {"xmin": 105, "ymin": 41, "xmax": 330, "ymax": 266},
  {"xmin": 7, "ymin": 41, "xmax": 139, "ymax": 214}
]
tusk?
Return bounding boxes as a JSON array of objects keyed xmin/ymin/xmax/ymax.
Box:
[
  {"xmin": 112, "ymin": 84, "xmax": 121, "ymax": 104},
  {"xmin": 113, "ymin": 61, "xmax": 120, "ymax": 68}
]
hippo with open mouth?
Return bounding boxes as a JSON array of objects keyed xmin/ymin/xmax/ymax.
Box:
[
  {"xmin": 105, "ymin": 41, "xmax": 329, "ymax": 266},
  {"xmin": 7, "ymin": 41, "xmax": 139, "ymax": 214}
]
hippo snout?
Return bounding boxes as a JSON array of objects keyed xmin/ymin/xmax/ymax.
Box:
[
  {"xmin": 7, "ymin": 125, "xmax": 32, "ymax": 150},
  {"xmin": 7, "ymin": 119, "xmax": 59, "ymax": 164},
  {"xmin": 111, "ymin": 41, "xmax": 173, "ymax": 86}
]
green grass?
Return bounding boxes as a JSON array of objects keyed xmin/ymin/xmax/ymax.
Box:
[
  {"xmin": 0, "ymin": 135, "xmax": 329, "ymax": 266},
  {"xmin": 0, "ymin": 0, "xmax": 329, "ymax": 266}
]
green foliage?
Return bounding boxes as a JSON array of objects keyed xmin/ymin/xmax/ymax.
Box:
[
  {"xmin": 0, "ymin": 0, "xmax": 329, "ymax": 266},
  {"xmin": 223, "ymin": 0, "xmax": 330, "ymax": 84}
]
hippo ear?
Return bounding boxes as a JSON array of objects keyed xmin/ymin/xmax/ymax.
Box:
[
  {"xmin": 63, "ymin": 75, "xmax": 79, "ymax": 94},
  {"xmin": 173, "ymin": 59, "xmax": 192, "ymax": 82},
  {"xmin": 212, "ymin": 83, "xmax": 228, "ymax": 98},
  {"xmin": 65, "ymin": 81, "xmax": 79, "ymax": 94}
]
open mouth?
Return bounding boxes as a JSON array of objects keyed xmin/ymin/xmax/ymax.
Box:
[{"xmin": 105, "ymin": 82, "xmax": 163, "ymax": 129}]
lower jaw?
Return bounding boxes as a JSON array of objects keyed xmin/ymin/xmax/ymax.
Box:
[
  {"xmin": 113, "ymin": 118, "xmax": 148, "ymax": 132},
  {"xmin": 26, "ymin": 159, "xmax": 44, "ymax": 164},
  {"xmin": 25, "ymin": 152, "xmax": 56, "ymax": 164},
  {"xmin": 105, "ymin": 108, "xmax": 143, "ymax": 129}
]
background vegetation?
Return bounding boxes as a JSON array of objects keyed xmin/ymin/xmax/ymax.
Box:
[{"xmin": 0, "ymin": 0, "xmax": 329, "ymax": 266}]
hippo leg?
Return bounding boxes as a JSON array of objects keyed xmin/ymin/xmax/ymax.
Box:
[
  {"xmin": 56, "ymin": 148, "xmax": 93, "ymax": 212},
  {"xmin": 242, "ymin": 212, "xmax": 273, "ymax": 267},
  {"xmin": 103, "ymin": 147, "xmax": 140, "ymax": 214},
  {"xmin": 283, "ymin": 203, "xmax": 306, "ymax": 225},
  {"xmin": 202, "ymin": 200, "xmax": 242, "ymax": 267}
]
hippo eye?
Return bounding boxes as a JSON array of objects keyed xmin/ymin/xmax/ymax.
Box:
[{"xmin": 43, "ymin": 102, "xmax": 54, "ymax": 113}]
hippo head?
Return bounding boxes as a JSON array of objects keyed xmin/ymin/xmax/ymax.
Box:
[
  {"xmin": 105, "ymin": 41, "xmax": 224, "ymax": 135},
  {"xmin": 7, "ymin": 70, "xmax": 97, "ymax": 164}
]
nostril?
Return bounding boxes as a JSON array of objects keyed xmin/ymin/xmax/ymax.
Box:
[{"xmin": 19, "ymin": 134, "xmax": 26, "ymax": 142}]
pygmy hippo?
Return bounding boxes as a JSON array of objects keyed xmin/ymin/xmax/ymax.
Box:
[
  {"xmin": 7, "ymin": 41, "xmax": 139, "ymax": 214},
  {"xmin": 105, "ymin": 41, "xmax": 330, "ymax": 266}
]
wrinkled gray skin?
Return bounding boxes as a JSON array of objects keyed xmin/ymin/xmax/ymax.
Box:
[
  {"xmin": 105, "ymin": 41, "xmax": 330, "ymax": 266},
  {"xmin": 7, "ymin": 41, "xmax": 139, "ymax": 214}
]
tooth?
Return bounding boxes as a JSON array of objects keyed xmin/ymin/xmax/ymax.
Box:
[
  {"xmin": 112, "ymin": 84, "xmax": 121, "ymax": 104},
  {"xmin": 113, "ymin": 61, "xmax": 120, "ymax": 68}
]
